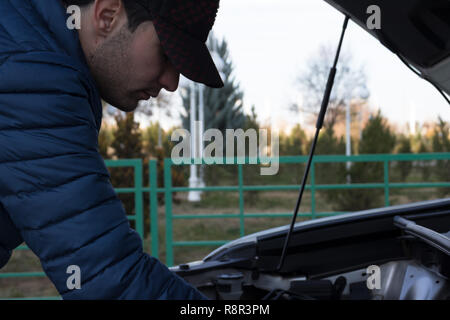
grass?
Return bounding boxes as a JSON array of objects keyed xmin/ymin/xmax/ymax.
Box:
[{"xmin": 0, "ymin": 250, "xmax": 58, "ymax": 299}]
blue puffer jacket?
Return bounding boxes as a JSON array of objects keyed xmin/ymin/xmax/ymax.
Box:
[{"xmin": 0, "ymin": 0, "xmax": 206, "ymax": 300}]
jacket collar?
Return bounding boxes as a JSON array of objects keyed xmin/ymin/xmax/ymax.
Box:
[{"xmin": 30, "ymin": 0, "xmax": 104, "ymax": 131}]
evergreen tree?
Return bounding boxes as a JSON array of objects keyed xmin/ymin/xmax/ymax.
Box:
[
  {"xmin": 395, "ymin": 134, "xmax": 413, "ymax": 181},
  {"xmin": 294, "ymin": 128, "xmax": 346, "ymax": 208},
  {"xmin": 311, "ymin": 128, "xmax": 346, "ymax": 205},
  {"xmin": 143, "ymin": 122, "xmax": 166, "ymax": 157},
  {"xmin": 418, "ymin": 138, "xmax": 432, "ymax": 181},
  {"xmin": 314, "ymin": 127, "xmax": 346, "ymax": 183},
  {"xmin": 244, "ymin": 105, "xmax": 259, "ymax": 131},
  {"xmin": 358, "ymin": 112, "xmax": 396, "ymax": 154},
  {"xmin": 111, "ymin": 112, "xmax": 143, "ymax": 159},
  {"xmin": 431, "ymin": 117, "xmax": 449, "ymax": 196},
  {"xmin": 333, "ymin": 111, "xmax": 396, "ymax": 211},
  {"xmin": 280, "ymin": 124, "xmax": 307, "ymax": 156},
  {"xmin": 142, "ymin": 124, "xmax": 186, "ymax": 204},
  {"xmin": 432, "ymin": 117, "xmax": 450, "ymax": 152}
]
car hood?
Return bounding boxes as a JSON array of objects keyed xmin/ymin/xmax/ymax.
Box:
[
  {"xmin": 323, "ymin": 0, "xmax": 450, "ymax": 95},
  {"xmin": 171, "ymin": 198, "xmax": 450, "ymax": 277},
  {"xmin": 203, "ymin": 198, "xmax": 450, "ymax": 262}
]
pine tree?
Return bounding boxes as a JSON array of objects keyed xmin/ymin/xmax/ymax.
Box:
[
  {"xmin": 111, "ymin": 112, "xmax": 143, "ymax": 159},
  {"xmin": 311, "ymin": 128, "xmax": 346, "ymax": 206},
  {"xmin": 432, "ymin": 117, "xmax": 450, "ymax": 152},
  {"xmin": 418, "ymin": 137, "xmax": 432, "ymax": 181},
  {"xmin": 243, "ymin": 105, "xmax": 259, "ymax": 131},
  {"xmin": 313, "ymin": 127, "xmax": 346, "ymax": 185},
  {"xmin": 395, "ymin": 134, "xmax": 413, "ymax": 181},
  {"xmin": 431, "ymin": 117, "xmax": 449, "ymax": 196},
  {"xmin": 280, "ymin": 124, "xmax": 307, "ymax": 156},
  {"xmin": 142, "ymin": 123, "xmax": 186, "ymax": 204},
  {"xmin": 333, "ymin": 111, "xmax": 396, "ymax": 211}
]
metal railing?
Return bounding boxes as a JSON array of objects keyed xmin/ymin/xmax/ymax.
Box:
[
  {"xmin": 162, "ymin": 153, "xmax": 450, "ymax": 266},
  {"xmin": 1, "ymin": 153, "xmax": 449, "ymax": 298}
]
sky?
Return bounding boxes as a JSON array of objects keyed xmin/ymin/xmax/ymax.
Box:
[{"xmin": 205, "ymin": 0, "xmax": 450, "ymax": 132}]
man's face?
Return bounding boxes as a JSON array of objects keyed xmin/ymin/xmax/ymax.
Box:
[{"xmin": 80, "ymin": 0, "xmax": 180, "ymax": 112}]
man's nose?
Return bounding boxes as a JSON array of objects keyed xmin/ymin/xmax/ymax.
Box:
[{"xmin": 159, "ymin": 63, "xmax": 180, "ymax": 92}]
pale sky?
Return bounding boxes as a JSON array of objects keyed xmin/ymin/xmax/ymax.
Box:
[{"xmin": 207, "ymin": 0, "xmax": 450, "ymax": 131}]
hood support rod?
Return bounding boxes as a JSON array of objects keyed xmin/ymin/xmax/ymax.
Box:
[{"xmin": 276, "ymin": 15, "xmax": 350, "ymax": 272}]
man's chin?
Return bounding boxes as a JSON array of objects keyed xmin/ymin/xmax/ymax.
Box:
[
  {"xmin": 103, "ymin": 96, "xmax": 139, "ymax": 113},
  {"xmin": 115, "ymin": 104, "xmax": 138, "ymax": 113}
]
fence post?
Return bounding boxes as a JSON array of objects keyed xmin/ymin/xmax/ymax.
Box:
[
  {"xmin": 149, "ymin": 159, "xmax": 159, "ymax": 259},
  {"xmin": 164, "ymin": 158, "xmax": 174, "ymax": 267},
  {"xmin": 134, "ymin": 160, "xmax": 144, "ymax": 238},
  {"xmin": 384, "ymin": 160, "xmax": 390, "ymax": 206}
]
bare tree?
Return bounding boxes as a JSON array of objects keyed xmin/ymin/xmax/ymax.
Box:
[{"xmin": 293, "ymin": 44, "xmax": 369, "ymax": 130}]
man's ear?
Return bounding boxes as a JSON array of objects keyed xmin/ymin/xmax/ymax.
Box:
[{"xmin": 91, "ymin": 0, "xmax": 126, "ymax": 39}]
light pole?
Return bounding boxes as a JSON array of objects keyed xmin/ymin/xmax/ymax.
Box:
[
  {"xmin": 345, "ymin": 88, "xmax": 369, "ymax": 183},
  {"xmin": 188, "ymin": 81, "xmax": 201, "ymax": 202},
  {"xmin": 197, "ymin": 42, "xmax": 225, "ymax": 191},
  {"xmin": 198, "ymin": 84, "xmax": 205, "ymax": 193},
  {"xmin": 186, "ymin": 37, "xmax": 225, "ymax": 201}
]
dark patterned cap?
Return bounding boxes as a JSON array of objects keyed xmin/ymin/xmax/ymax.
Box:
[{"xmin": 135, "ymin": 0, "xmax": 224, "ymax": 88}]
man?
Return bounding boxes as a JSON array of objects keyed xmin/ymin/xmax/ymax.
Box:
[{"xmin": 0, "ymin": 0, "xmax": 223, "ymax": 299}]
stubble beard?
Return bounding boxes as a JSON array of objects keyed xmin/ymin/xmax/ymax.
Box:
[{"xmin": 87, "ymin": 26, "xmax": 137, "ymax": 112}]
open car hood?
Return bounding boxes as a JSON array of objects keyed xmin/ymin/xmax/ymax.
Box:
[
  {"xmin": 323, "ymin": 0, "xmax": 450, "ymax": 95},
  {"xmin": 171, "ymin": 198, "xmax": 450, "ymax": 300}
]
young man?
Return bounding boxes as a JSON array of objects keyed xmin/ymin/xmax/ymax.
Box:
[{"xmin": 0, "ymin": 0, "xmax": 223, "ymax": 299}]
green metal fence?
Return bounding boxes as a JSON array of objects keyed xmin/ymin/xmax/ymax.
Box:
[
  {"xmin": 1, "ymin": 153, "xmax": 449, "ymax": 298},
  {"xmin": 162, "ymin": 153, "xmax": 450, "ymax": 266}
]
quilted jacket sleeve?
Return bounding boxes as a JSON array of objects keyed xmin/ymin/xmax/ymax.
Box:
[{"xmin": 0, "ymin": 52, "xmax": 206, "ymax": 300}]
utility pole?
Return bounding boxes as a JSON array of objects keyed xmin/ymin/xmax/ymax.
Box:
[
  {"xmin": 188, "ymin": 82, "xmax": 201, "ymax": 202},
  {"xmin": 198, "ymin": 84, "xmax": 205, "ymax": 193}
]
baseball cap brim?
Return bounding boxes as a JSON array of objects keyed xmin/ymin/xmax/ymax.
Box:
[{"xmin": 153, "ymin": 17, "xmax": 224, "ymax": 89}]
